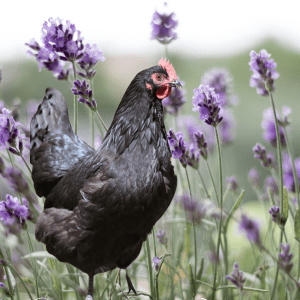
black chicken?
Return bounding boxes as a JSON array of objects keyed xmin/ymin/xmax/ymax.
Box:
[{"xmin": 30, "ymin": 59, "xmax": 180, "ymax": 299}]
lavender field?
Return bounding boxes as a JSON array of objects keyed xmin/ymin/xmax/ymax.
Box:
[{"xmin": 1, "ymin": 7, "xmax": 300, "ymax": 300}]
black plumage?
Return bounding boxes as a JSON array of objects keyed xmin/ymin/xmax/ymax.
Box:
[{"xmin": 30, "ymin": 63, "xmax": 179, "ymax": 298}]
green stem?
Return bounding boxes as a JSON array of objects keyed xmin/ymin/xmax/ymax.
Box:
[
  {"xmin": 205, "ymin": 160, "xmax": 220, "ymax": 204},
  {"xmin": 0, "ymin": 254, "xmax": 14, "ymax": 299},
  {"xmin": 90, "ymin": 79, "xmax": 95, "ymax": 148},
  {"xmin": 196, "ymin": 169, "xmax": 210, "ymax": 199},
  {"xmin": 211, "ymin": 126, "xmax": 223, "ymax": 300},
  {"xmin": 269, "ymin": 91, "xmax": 284, "ymax": 299},
  {"xmin": 145, "ymin": 238, "xmax": 155, "ymax": 299},
  {"xmin": 152, "ymin": 229, "xmax": 157, "ymax": 258},
  {"xmin": 72, "ymin": 61, "xmax": 78, "ymax": 134},
  {"xmin": 7, "ymin": 150, "xmax": 15, "ymax": 168},
  {"xmin": 185, "ymin": 168, "xmax": 197, "ymax": 277},
  {"xmin": 25, "ymin": 228, "xmax": 39, "ymax": 298},
  {"xmin": 7, "ymin": 264, "xmax": 34, "ymax": 300},
  {"xmin": 95, "ymin": 110, "xmax": 108, "ymax": 132},
  {"xmin": 283, "ymin": 127, "xmax": 300, "ymax": 279},
  {"xmin": 271, "ymin": 230, "xmax": 284, "ymax": 299},
  {"xmin": 20, "ymin": 153, "xmax": 32, "ymax": 174}
]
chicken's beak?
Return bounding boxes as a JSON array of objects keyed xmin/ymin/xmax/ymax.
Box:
[{"xmin": 168, "ymin": 79, "xmax": 182, "ymax": 89}]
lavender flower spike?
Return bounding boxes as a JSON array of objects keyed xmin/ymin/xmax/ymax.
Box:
[
  {"xmin": 249, "ymin": 49, "xmax": 279, "ymax": 95},
  {"xmin": 253, "ymin": 143, "xmax": 273, "ymax": 168},
  {"xmin": 248, "ymin": 168, "xmax": 260, "ymax": 188},
  {"xmin": 0, "ymin": 107, "xmax": 27, "ymax": 154},
  {"xmin": 152, "ymin": 256, "xmax": 162, "ymax": 272},
  {"xmin": 239, "ymin": 214, "xmax": 261, "ymax": 247},
  {"xmin": 167, "ymin": 129, "xmax": 188, "ymax": 167},
  {"xmin": 201, "ymin": 68, "xmax": 237, "ymax": 107},
  {"xmin": 226, "ymin": 262, "xmax": 246, "ymax": 290},
  {"xmin": 72, "ymin": 79, "xmax": 97, "ymax": 111},
  {"xmin": 268, "ymin": 205, "xmax": 284, "ymax": 225},
  {"xmin": 151, "ymin": 3, "xmax": 178, "ymax": 44},
  {"xmin": 282, "ymin": 153, "xmax": 300, "ymax": 193},
  {"xmin": 261, "ymin": 107, "xmax": 286, "ymax": 148},
  {"xmin": 226, "ymin": 176, "xmax": 238, "ymax": 192},
  {"xmin": 156, "ymin": 229, "xmax": 167, "ymax": 245},
  {"xmin": 192, "ymin": 85, "xmax": 223, "ymax": 127},
  {"xmin": 194, "ymin": 131, "xmax": 208, "ymax": 160},
  {"xmin": 278, "ymin": 244, "xmax": 293, "ymax": 273}
]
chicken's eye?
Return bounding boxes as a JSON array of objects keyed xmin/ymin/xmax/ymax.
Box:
[{"xmin": 156, "ymin": 74, "xmax": 163, "ymax": 81}]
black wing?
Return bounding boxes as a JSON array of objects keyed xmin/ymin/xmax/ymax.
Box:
[{"xmin": 30, "ymin": 88, "xmax": 94, "ymax": 198}]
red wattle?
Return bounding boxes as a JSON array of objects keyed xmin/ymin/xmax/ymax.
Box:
[{"xmin": 156, "ymin": 86, "xmax": 171, "ymax": 99}]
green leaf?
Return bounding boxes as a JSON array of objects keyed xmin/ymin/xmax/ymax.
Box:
[
  {"xmin": 268, "ymin": 187, "xmax": 275, "ymax": 206},
  {"xmin": 294, "ymin": 209, "xmax": 300, "ymax": 241},
  {"xmin": 216, "ymin": 285, "xmax": 269, "ymax": 292},
  {"xmin": 224, "ymin": 190, "xmax": 244, "ymax": 232},
  {"xmin": 23, "ymin": 251, "xmax": 55, "ymax": 259},
  {"xmin": 260, "ymin": 265, "xmax": 266, "ymax": 290},
  {"xmin": 184, "ymin": 227, "xmax": 191, "ymax": 258},
  {"xmin": 196, "ymin": 257, "xmax": 204, "ymax": 290},
  {"xmin": 47, "ymin": 258, "xmax": 63, "ymax": 300},
  {"xmin": 188, "ymin": 263, "xmax": 196, "ymax": 297},
  {"xmin": 293, "ymin": 286, "xmax": 300, "ymax": 300},
  {"xmin": 282, "ymin": 186, "xmax": 289, "ymax": 224}
]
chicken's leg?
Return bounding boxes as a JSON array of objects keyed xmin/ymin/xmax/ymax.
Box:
[
  {"xmin": 126, "ymin": 270, "xmax": 137, "ymax": 295},
  {"xmin": 85, "ymin": 274, "xmax": 94, "ymax": 300}
]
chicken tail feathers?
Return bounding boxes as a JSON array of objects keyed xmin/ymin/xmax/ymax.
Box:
[{"xmin": 30, "ymin": 87, "xmax": 73, "ymax": 155}]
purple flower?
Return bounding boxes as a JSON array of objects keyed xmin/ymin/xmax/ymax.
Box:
[
  {"xmin": 156, "ymin": 229, "xmax": 167, "ymax": 245},
  {"xmin": 226, "ymin": 176, "xmax": 238, "ymax": 192},
  {"xmin": 268, "ymin": 205, "xmax": 284, "ymax": 225},
  {"xmin": 253, "ymin": 143, "xmax": 273, "ymax": 168},
  {"xmin": 0, "ymin": 194, "xmax": 30, "ymax": 231},
  {"xmin": 264, "ymin": 176, "xmax": 278, "ymax": 199},
  {"xmin": 152, "ymin": 256, "xmax": 162, "ymax": 272},
  {"xmin": 194, "ymin": 131, "xmax": 208, "ymax": 160},
  {"xmin": 186, "ymin": 144, "xmax": 200, "ymax": 169},
  {"xmin": 41, "ymin": 18, "xmax": 83, "ymax": 60},
  {"xmin": 151, "ymin": 3, "xmax": 178, "ymax": 44},
  {"xmin": 0, "ymin": 281, "xmax": 10, "ymax": 296},
  {"xmin": 261, "ymin": 107, "xmax": 286, "ymax": 148},
  {"xmin": 78, "ymin": 44, "xmax": 105, "ymax": 79},
  {"xmin": 249, "ymin": 49, "xmax": 279, "ymax": 95},
  {"xmin": 282, "ymin": 153, "xmax": 300, "ymax": 193},
  {"xmin": 0, "ymin": 107, "xmax": 27, "ymax": 154},
  {"xmin": 26, "ymin": 18, "xmax": 104, "ymax": 80},
  {"xmin": 208, "ymin": 248, "xmax": 223, "ymax": 265},
  {"xmin": 177, "ymin": 116, "xmax": 215, "ymax": 149},
  {"xmin": 225, "ymin": 262, "xmax": 246, "ymax": 290},
  {"xmin": 201, "ymin": 68, "xmax": 237, "ymax": 107},
  {"xmin": 1, "ymin": 167, "xmax": 35, "ymax": 203},
  {"xmin": 239, "ymin": 214, "xmax": 261, "ymax": 246},
  {"xmin": 192, "ymin": 85, "xmax": 223, "ymax": 127},
  {"xmin": 72, "ymin": 79, "xmax": 97, "ymax": 111},
  {"xmin": 179, "ymin": 194, "xmax": 205, "ymax": 225},
  {"xmin": 248, "ymin": 168, "xmax": 260, "ymax": 188},
  {"xmin": 162, "ymin": 78, "xmax": 186, "ymax": 115},
  {"xmin": 167, "ymin": 129, "xmax": 188, "ymax": 167},
  {"xmin": 25, "ymin": 38, "xmax": 40, "ymax": 51},
  {"xmin": 278, "ymin": 244, "xmax": 293, "ymax": 273}
]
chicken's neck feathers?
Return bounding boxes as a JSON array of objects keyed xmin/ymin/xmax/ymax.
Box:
[{"xmin": 100, "ymin": 84, "xmax": 167, "ymax": 156}]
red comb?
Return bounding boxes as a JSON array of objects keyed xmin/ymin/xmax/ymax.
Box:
[{"xmin": 158, "ymin": 58, "xmax": 177, "ymax": 80}]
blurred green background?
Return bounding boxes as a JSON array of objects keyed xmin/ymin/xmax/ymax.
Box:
[{"xmin": 1, "ymin": 38, "xmax": 300, "ymax": 204}]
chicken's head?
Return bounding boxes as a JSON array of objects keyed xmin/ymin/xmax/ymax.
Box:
[{"xmin": 145, "ymin": 58, "xmax": 181, "ymax": 100}]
